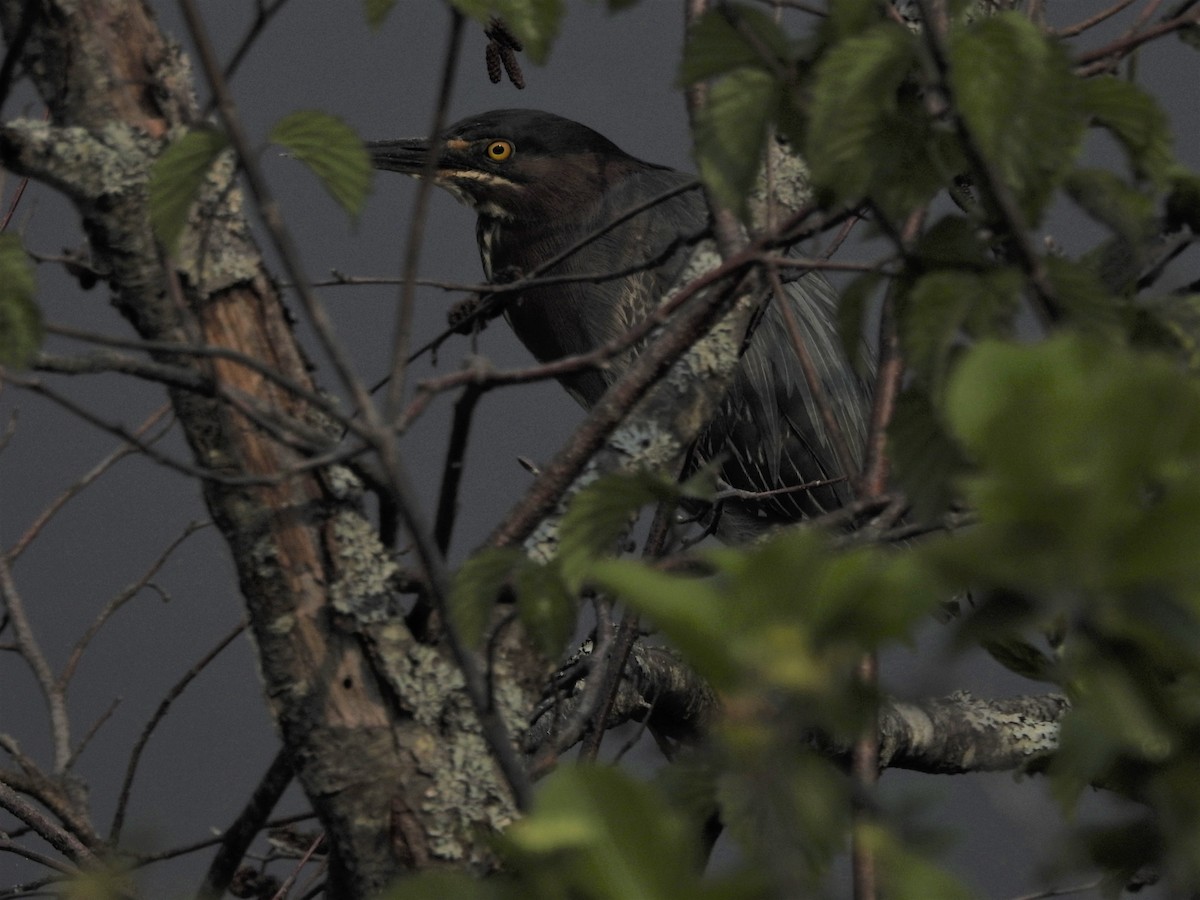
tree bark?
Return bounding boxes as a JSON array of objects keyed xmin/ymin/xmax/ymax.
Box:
[{"xmin": 0, "ymin": 2, "xmax": 543, "ymax": 895}]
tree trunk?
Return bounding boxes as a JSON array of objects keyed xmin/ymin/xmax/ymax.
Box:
[{"xmin": 0, "ymin": 2, "xmax": 543, "ymax": 894}]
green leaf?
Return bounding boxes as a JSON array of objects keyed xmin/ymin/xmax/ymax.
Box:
[
  {"xmin": 818, "ymin": 0, "xmax": 886, "ymax": 43},
  {"xmin": 363, "ymin": 0, "xmax": 396, "ymax": 28},
  {"xmin": 148, "ymin": 125, "xmax": 229, "ymax": 253},
  {"xmin": 942, "ymin": 337, "xmax": 1200, "ymax": 594},
  {"xmin": 514, "ymin": 558, "xmax": 574, "ymax": 658},
  {"xmin": 901, "ymin": 267, "xmax": 1021, "ymax": 391},
  {"xmin": 1139, "ymin": 294, "xmax": 1200, "ymax": 371},
  {"xmin": 591, "ymin": 558, "xmax": 739, "ymax": 687},
  {"xmin": 680, "ymin": 4, "xmax": 791, "ymax": 85},
  {"xmin": 889, "ymin": 390, "xmax": 967, "ymax": 522},
  {"xmin": 451, "ymin": 0, "xmax": 564, "ymax": 64},
  {"xmin": 1065, "ymin": 168, "xmax": 1156, "ymax": 243},
  {"xmin": 1043, "ymin": 255, "xmax": 1124, "ymax": 338},
  {"xmin": 450, "ymin": 548, "xmax": 521, "ymax": 647},
  {"xmin": 270, "ymin": 111, "xmax": 371, "ymax": 218},
  {"xmin": 947, "ymin": 13, "xmax": 1085, "ymax": 223},
  {"xmin": 806, "ymin": 23, "xmax": 939, "ymax": 218},
  {"xmin": 692, "ymin": 67, "xmax": 779, "ymax": 216},
  {"xmin": 0, "ymin": 234, "xmax": 41, "ymax": 367},
  {"xmin": 558, "ymin": 471, "xmax": 677, "ymax": 591},
  {"xmin": 1081, "ymin": 76, "xmax": 1177, "ymax": 187},
  {"xmin": 503, "ymin": 767, "xmax": 705, "ymax": 900},
  {"xmin": 860, "ymin": 823, "xmax": 975, "ymax": 900}
]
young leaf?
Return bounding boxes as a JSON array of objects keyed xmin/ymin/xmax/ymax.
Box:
[
  {"xmin": 680, "ymin": 3, "xmax": 791, "ymax": 85},
  {"xmin": 806, "ymin": 23, "xmax": 936, "ymax": 217},
  {"xmin": 0, "ymin": 234, "xmax": 41, "ymax": 367},
  {"xmin": 692, "ymin": 67, "xmax": 779, "ymax": 215},
  {"xmin": 558, "ymin": 471, "xmax": 675, "ymax": 592},
  {"xmin": 149, "ymin": 125, "xmax": 229, "ymax": 253},
  {"xmin": 270, "ymin": 111, "xmax": 372, "ymax": 219},
  {"xmin": 1082, "ymin": 76, "xmax": 1177, "ymax": 187},
  {"xmin": 590, "ymin": 557, "xmax": 738, "ymax": 687},
  {"xmin": 502, "ymin": 767, "xmax": 705, "ymax": 900},
  {"xmin": 947, "ymin": 13, "xmax": 1085, "ymax": 224}
]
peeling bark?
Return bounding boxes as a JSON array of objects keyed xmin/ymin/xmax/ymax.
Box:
[{"xmin": 0, "ymin": 2, "xmax": 541, "ymax": 895}]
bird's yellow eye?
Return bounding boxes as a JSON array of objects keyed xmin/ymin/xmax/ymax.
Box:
[{"xmin": 485, "ymin": 140, "xmax": 514, "ymax": 161}]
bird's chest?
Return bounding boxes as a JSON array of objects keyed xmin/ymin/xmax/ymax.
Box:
[
  {"xmin": 477, "ymin": 218, "xmax": 600, "ymax": 355},
  {"xmin": 477, "ymin": 216, "xmax": 627, "ymax": 406}
]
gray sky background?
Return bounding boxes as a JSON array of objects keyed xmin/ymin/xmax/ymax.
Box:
[{"xmin": 1, "ymin": 2, "xmax": 1198, "ymax": 897}]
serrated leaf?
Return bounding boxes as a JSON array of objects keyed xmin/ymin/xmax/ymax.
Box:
[
  {"xmin": 503, "ymin": 767, "xmax": 704, "ymax": 900},
  {"xmin": 806, "ymin": 23, "xmax": 939, "ymax": 218},
  {"xmin": 558, "ymin": 471, "xmax": 676, "ymax": 591},
  {"xmin": 901, "ymin": 267, "xmax": 1021, "ymax": 391},
  {"xmin": 692, "ymin": 67, "xmax": 779, "ymax": 216},
  {"xmin": 1043, "ymin": 255, "xmax": 1123, "ymax": 339},
  {"xmin": 149, "ymin": 125, "xmax": 229, "ymax": 253},
  {"xmin": 1065, "ymin": 168, "xmax": 1156, "ymax": 242},
  {"xmin": 452, "ymin": 0, "xmax": 564, "ymax": 64},
  {"xmin": 270, "ymin": 110, "xmax": 371, "ymax": 219},
  {"xmin": 363, "ymin": 0, "xmax": 397, "ymax": 29},
  {"xmin": 948, "ymin": 13, "xmax": 1085, "ymax": 224},
  {"xmin": 450, "ymin": 547, "xmax": 521, "ymax": 647},
  {"xmin": 680, "ymin": 4, "xmax": 791, "ymax": 85},
  {"xmin": 1081, "ymin": 76, "xmax": 1177, "ymax": 187},
  {"xmin": 0, "ymin": 234, "xmax": 41, "ymax": 367},
  {"xmin": 591, "ymin": 557, "xmax": 738, "ymax": 687}
]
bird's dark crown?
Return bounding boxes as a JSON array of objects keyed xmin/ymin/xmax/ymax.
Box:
[{"xmin": 368, "ymin": 109, "xmax": 658, "ymax": 221}]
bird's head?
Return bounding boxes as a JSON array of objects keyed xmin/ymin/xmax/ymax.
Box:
[{"xmin": 368, "ymin": 109, "xmax": 651, "ymax": 223}]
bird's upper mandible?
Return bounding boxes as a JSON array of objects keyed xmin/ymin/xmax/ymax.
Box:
[{"xmin": 368, "ymin": 109, "xmax": 875, "ymax": 539}]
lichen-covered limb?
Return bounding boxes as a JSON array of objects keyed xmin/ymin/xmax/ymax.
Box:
[
  {"xmin": 877, "ymin": 691, "xmax": 1069, "ymax": 774},
  {"xmin": 531, "ymin": 643, "xmax": 1068, "ymax": 776}
]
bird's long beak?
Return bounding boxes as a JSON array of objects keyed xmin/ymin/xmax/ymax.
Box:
[{"xmin": 366, "ymin": 138, "xmax": 437, "ymax": 175}]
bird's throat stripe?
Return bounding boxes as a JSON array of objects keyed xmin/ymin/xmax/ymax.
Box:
[{"xmin": 438, "ymin": 168, "xmax": 517, "ymax": 189}]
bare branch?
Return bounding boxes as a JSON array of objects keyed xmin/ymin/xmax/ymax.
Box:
[
  {"xmin": 5, "ymin": 404, "xmax": 171, "ymax": 562},
  {"xmin": 109, "ymin": 620, "xmax": 247, "ymax": 842},
  {"xmin": 0, "ymin": 555, "xmax": 69, "ymax": 773}
]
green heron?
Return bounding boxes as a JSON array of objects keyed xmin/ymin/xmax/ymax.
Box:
[{"xmin": 369, "ymin": 109, "xmax": 873, "ymax": 540}]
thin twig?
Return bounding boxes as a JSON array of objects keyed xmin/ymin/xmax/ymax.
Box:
[
  {"xmin": 64, "ymin": 697, "xmax": 121, "ymax": 772},
  {"xmin": 198, "ymin": 749, "xmax": 294, "ymax": 900},
  {"xmin": 268, "ymin": 832, "xmax": 324, "ymax": 900},
  {"xmin": 109, "ymin": 619, "xmax": 247, "ymax": 842},
  {"xmin": 60, "ymin": 521, "xmax": 209, "ymax": 687},
  {"xmin": 0, "ymin": 556, "xmax": 69, "ymax": 773},
  {"xmin": 383, "ymin": 7, "xmax": 465, "ymax": 421},
  {"xmin": 0, "ymin": 780, "xmax": 95, "ymax": 865},
  {"xmin": 6, "ymin": 404, "xmax": 171, "ymax": 562},
  {"xmin": 1074, "ymin": 5, "xmax": 1200, "ymax": 72},
  {"xmin": 433, "ymin": 384, "xmax": 482, "ymax": 556},
  {"xmin": 1050, "ymin": 0, "xmax": 1137, "ymax": 37}
]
